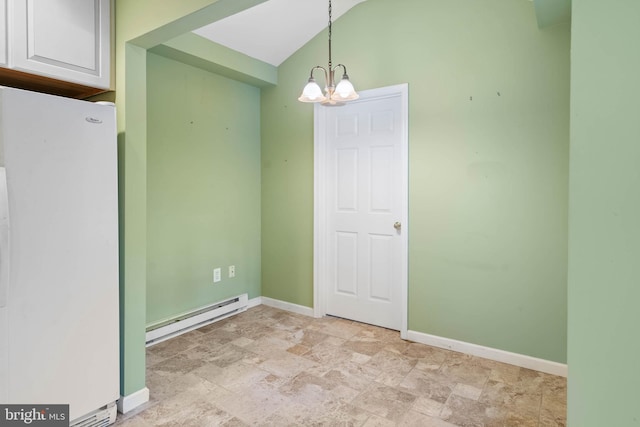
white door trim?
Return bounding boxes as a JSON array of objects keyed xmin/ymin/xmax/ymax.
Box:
[{"xmin": 313, "ymin": 83, "xmax": 409, "ymax": 339}]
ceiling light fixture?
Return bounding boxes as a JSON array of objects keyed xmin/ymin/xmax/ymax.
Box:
[{"xmin": 298, "ymin": 0, "xmax": 359, "ymax": 106}]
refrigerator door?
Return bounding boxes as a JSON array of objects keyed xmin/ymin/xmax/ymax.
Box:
[{"xmin": 0, "ymin": 87, "xmax": 119, "ymax": 421}]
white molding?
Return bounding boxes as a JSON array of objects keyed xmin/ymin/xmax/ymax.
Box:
[
  {"xmin": 117, "ymin": 387, "xmax": 149, "ymax": 414},
  {"xmin": 313, "ymin": 101, "xmax": 327, "ymax": 320},
  {"xmin": 248, "ymin": 296, "xmax": 262, "ymax": 308},
  {"xmin": 406, "ymin": 330, "xmax": 568, "ymax": 377},
  {"xmin": 313, "ymin": 84, "xmax": 410, "ymax": 337},
  {"xmin": 261, "ymin": 297, "xmax": 314, "ymax": 317},
  {"xmin": 397, "ymin": 83, "xmax": 409, "ymax": 340}
]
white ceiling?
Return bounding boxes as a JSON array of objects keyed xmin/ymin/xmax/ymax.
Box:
[{"xmin": 193, "ymin": 0, "xmax": 368, "ymax": 67}]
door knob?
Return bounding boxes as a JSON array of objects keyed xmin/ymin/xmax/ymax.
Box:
[{"xmin": 394, "ymin": 222, "xmax": 401, "ymax": 230}]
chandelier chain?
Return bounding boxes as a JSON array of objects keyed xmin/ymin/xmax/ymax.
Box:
[{"xmin": 328, "ymin": 0, "xmax": 332, "ymax": 69}]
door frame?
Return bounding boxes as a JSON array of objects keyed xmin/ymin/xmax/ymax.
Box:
[{"xmin": 313, "ymin": 83, "xmax": 409, "ymax": 339}]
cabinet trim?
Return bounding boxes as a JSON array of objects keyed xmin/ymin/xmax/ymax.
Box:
[{"xmin": 0, "ymin": 67, "xmax": 108, "ymax": 99}]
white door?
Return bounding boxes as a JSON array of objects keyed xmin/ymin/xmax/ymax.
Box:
[{"xmin": 314, "ymin": 84, "xmax": 408, "ymax": 332}]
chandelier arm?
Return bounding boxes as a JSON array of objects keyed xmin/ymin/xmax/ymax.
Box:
[
  {"xmin": 332, "ymin": 64, "xmax": 349, "ymax": 77},
  {"xmin": 309, "ymin": 65, "xmax": 329, "ymax": 87}
]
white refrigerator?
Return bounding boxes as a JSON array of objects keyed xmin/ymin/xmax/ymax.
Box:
[{"xmin": 0, "ymin": 87, "xmax": 119, "ymax": 426}]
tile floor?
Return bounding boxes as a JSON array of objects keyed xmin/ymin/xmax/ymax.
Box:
[{"xmin": 115, "ymin": 305, "xmax": 566, "ymax": 426}]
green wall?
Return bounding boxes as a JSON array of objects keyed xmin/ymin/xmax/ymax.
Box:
[
  {"xmin": 115, "ymin": 0, "xmax": 267, "ymax": 398},
  {"xmin": 115, "ymin": 0, "xmax": 571, "ymax": 404},
  {"xmin": 146, "ymin": 52, "xmax": 261, "ymax": 325},
  {"xmin": 261, "ymin": 0, "xmax": 570, "ymax": 362},
  {"xmin": 568, "ymin": 1, "xmax": 640, "ymax": 425}
]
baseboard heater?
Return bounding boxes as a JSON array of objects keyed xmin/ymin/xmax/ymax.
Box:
[{"xmin": 145, "ymin": 293, "xmax": 248, "ymax": 347}]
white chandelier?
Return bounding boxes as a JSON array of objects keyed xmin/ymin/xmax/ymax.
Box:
[{"xmin": 298, "ymin": 0, "xmax": 359, "ymax": 106}]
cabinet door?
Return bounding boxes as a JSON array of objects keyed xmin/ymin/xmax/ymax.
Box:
[
  {"xmin": 0, "ymin": 0, "xmax": 7, "ymax": 67},
  {"xmin": 11, "ymin": 0, "xmax": 110, "ymax": 89}
]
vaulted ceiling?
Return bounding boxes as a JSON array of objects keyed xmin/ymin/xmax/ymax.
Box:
[
  {"xmin": 190, "ymin": 0, "xmax": 570, "ymax": 68},
  {"xmin": 193, "ymin": 0, "xmax": 368, "ymax": 67}
]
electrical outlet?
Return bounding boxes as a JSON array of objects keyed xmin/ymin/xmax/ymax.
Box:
[
  {"xmin": 213, "ymin": 268, "xmax": 221, "ymax": 283},
  {"xmin": 228, "ymin": 265, "xmax": 235, "ymax": 278}
]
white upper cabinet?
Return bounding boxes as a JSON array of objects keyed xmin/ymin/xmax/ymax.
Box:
[
  {"xmin": 9, "ymin": 0, "xmax": 110, "ymax": 89},
  {"xmin": 0, "ymin": 0, "xmax": 7, "ymax": 67}
]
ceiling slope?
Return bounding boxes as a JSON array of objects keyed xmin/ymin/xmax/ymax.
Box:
[{"xmin": 193, "ymin": 0, "xmax": 367, "ymax": 66}]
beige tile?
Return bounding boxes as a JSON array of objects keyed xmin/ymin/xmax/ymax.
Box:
[
  {"xmin": 215, "ymin": 383, "xmax": 289, "ymax": 425},
  {"xmin": 288, "ymin": 328, "xmax": 331, "ymax": 347},
  {"xmin": 259, "ymin": 349, "xmax": 319, "ymax": 378},
  {"xmin": 196, "ymin": 328, "xmax": 242, "ymax": 347},
  {"xmin": 484, "ymin": 411, "xmax": 539, "ymax": 427},
  {"xmin": 322, "ymin": 360, "xmax": 380, "ymax": 391},
  {"xmin": 298, "ymin": 401, "xmax": 371, "ymax": 426},
  {"xmin": 375, "ymin": 369, "xmax": 411, "ymax": 387},
  {"xmin": 540, "ymin": 392, "xmax": 567, "ymax": 427},
  {"xmin": 286, "ymin": 343, "xmax": 311, "ymax": 356},
  {"xmin": 440, "ymin": 394, "xmax": 492, "ymax": 427},
  {"xmin": 351, "ymin": 352, "xmax": 372, "ymax": 364},
  {"xmin": 400, "ymin": 410, "xmax": 459, "ymax": 427},
  {"xmin": 220, "ymin": 417, "xmax": 249, "ymax": 427},
  {"xmin": 306, "ymin": 316, "xmax": 364, "ymax": 339},
  {"xmin": 343, "ymin": 336, "xmax": 386, "ymax": 356},
  {"xmin": 402, "ymin": 342, "xmax": 451, "ymax": 363},
  {"xmin": 245, "ymin": 335, "xmax": 296, "ymax": 357},
  {"xmin": 486, "ymin": 361, "xmax": 522, "ymax": 384},
  {"xmin": 221, "ymin": 320, "xmax": 284, "ymax": 341},
  {"xmin": 539, "ymin": 415, "xmax": 567, "ymax": 427},
  {"xmin": 269, "ymin": 312, "xmax": 312, "ymax": 332},
  {"xmin": 194, "ymin": 360, "xmax": 271, "ymax": 392},
  {"xmin": 278, "ymin": 373, "xmax": 361, "ymax": 421},
  {"xmin": 480, "ymin": 379, "xmax": 542, "ymax": 418},
  {"xmin": 146, "ymin": 335, "xmax": 199, "ymax": 360},
  {"xmin": 230, "ymin": 336, "xmax": 254, "ymax": 347},
  {"xmin": 145, "ymin": 370, "xmax": 203, "ymax": 403},
  {"xmin": 452, "ymin": 383, "xmax": 483, "ymax": 400},
  {"xmin": 366, "ymin": 349, "xmax": 417, "ymax": 380},
  {"xmin": 357, "ymin": 324, "xmax": 403, "ymax": 342},
  {"xmin": 362, "ymin": 414, "xmax": 397, "ymax": 427},
  {"xmin": 415, "ymin": 359, "xmax": 445, "ymax": 373},
  {"xmin": 398, "ymin": 368, "xmax": 455, "ymax": 404},
  {"xmin": 139, "ymin": 396, "xmax": 233, "ymax": 426},
  {"xmin": 412, "ymin": 396, "xmax": 444, "ymax": 417},
  {"xmin": 136, "ymin": 305, "xmax": 564, "ymax": 426},
  {"xmin": 383, "ymin": 340, "xmax": 411, "ymax": 355},
  {"xmin": 304, "ymin": 339, "xmax": 356, "ymax": 366},
  {"xmin": 148, "ymin": 345, "xmax": 212, "ymax": 375},
  {"xmin": 208, "ymin": 344, "xmax": 258, "ymax": 368},
  {"xmin": 351, "ymin": 383, "xmax": 417, "ymax": 422},
  {"xmin": 259, "ymin": 410, "xmax": 301, "ymax": 426},
  {"xmin": 138, "ymin": 380, "xmax": 236, "ymax": 427},
  {"xmin": 439, "ymin": 353, "xmax": 492, "ymax": 389}
]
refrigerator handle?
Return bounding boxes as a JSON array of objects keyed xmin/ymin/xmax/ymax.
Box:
[{"xmin": 0, "ymin": 168, "xmax": 7, "ymax": 308}]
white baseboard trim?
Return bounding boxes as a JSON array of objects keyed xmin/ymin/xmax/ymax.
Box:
[
  {"xmin": 117, "ymin": 387, "xmax": 149, "ymax": 414},
  {"xmin": 261, "ymin": 297, "xmax": 314, "ymax": 317},
  {"xmin": 248, "ymin": 296, "xmax": 262, "ymax": 309},
  {"xmin": 406, "ymin": 330, "xmax": 567, "ymax": 377}
]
